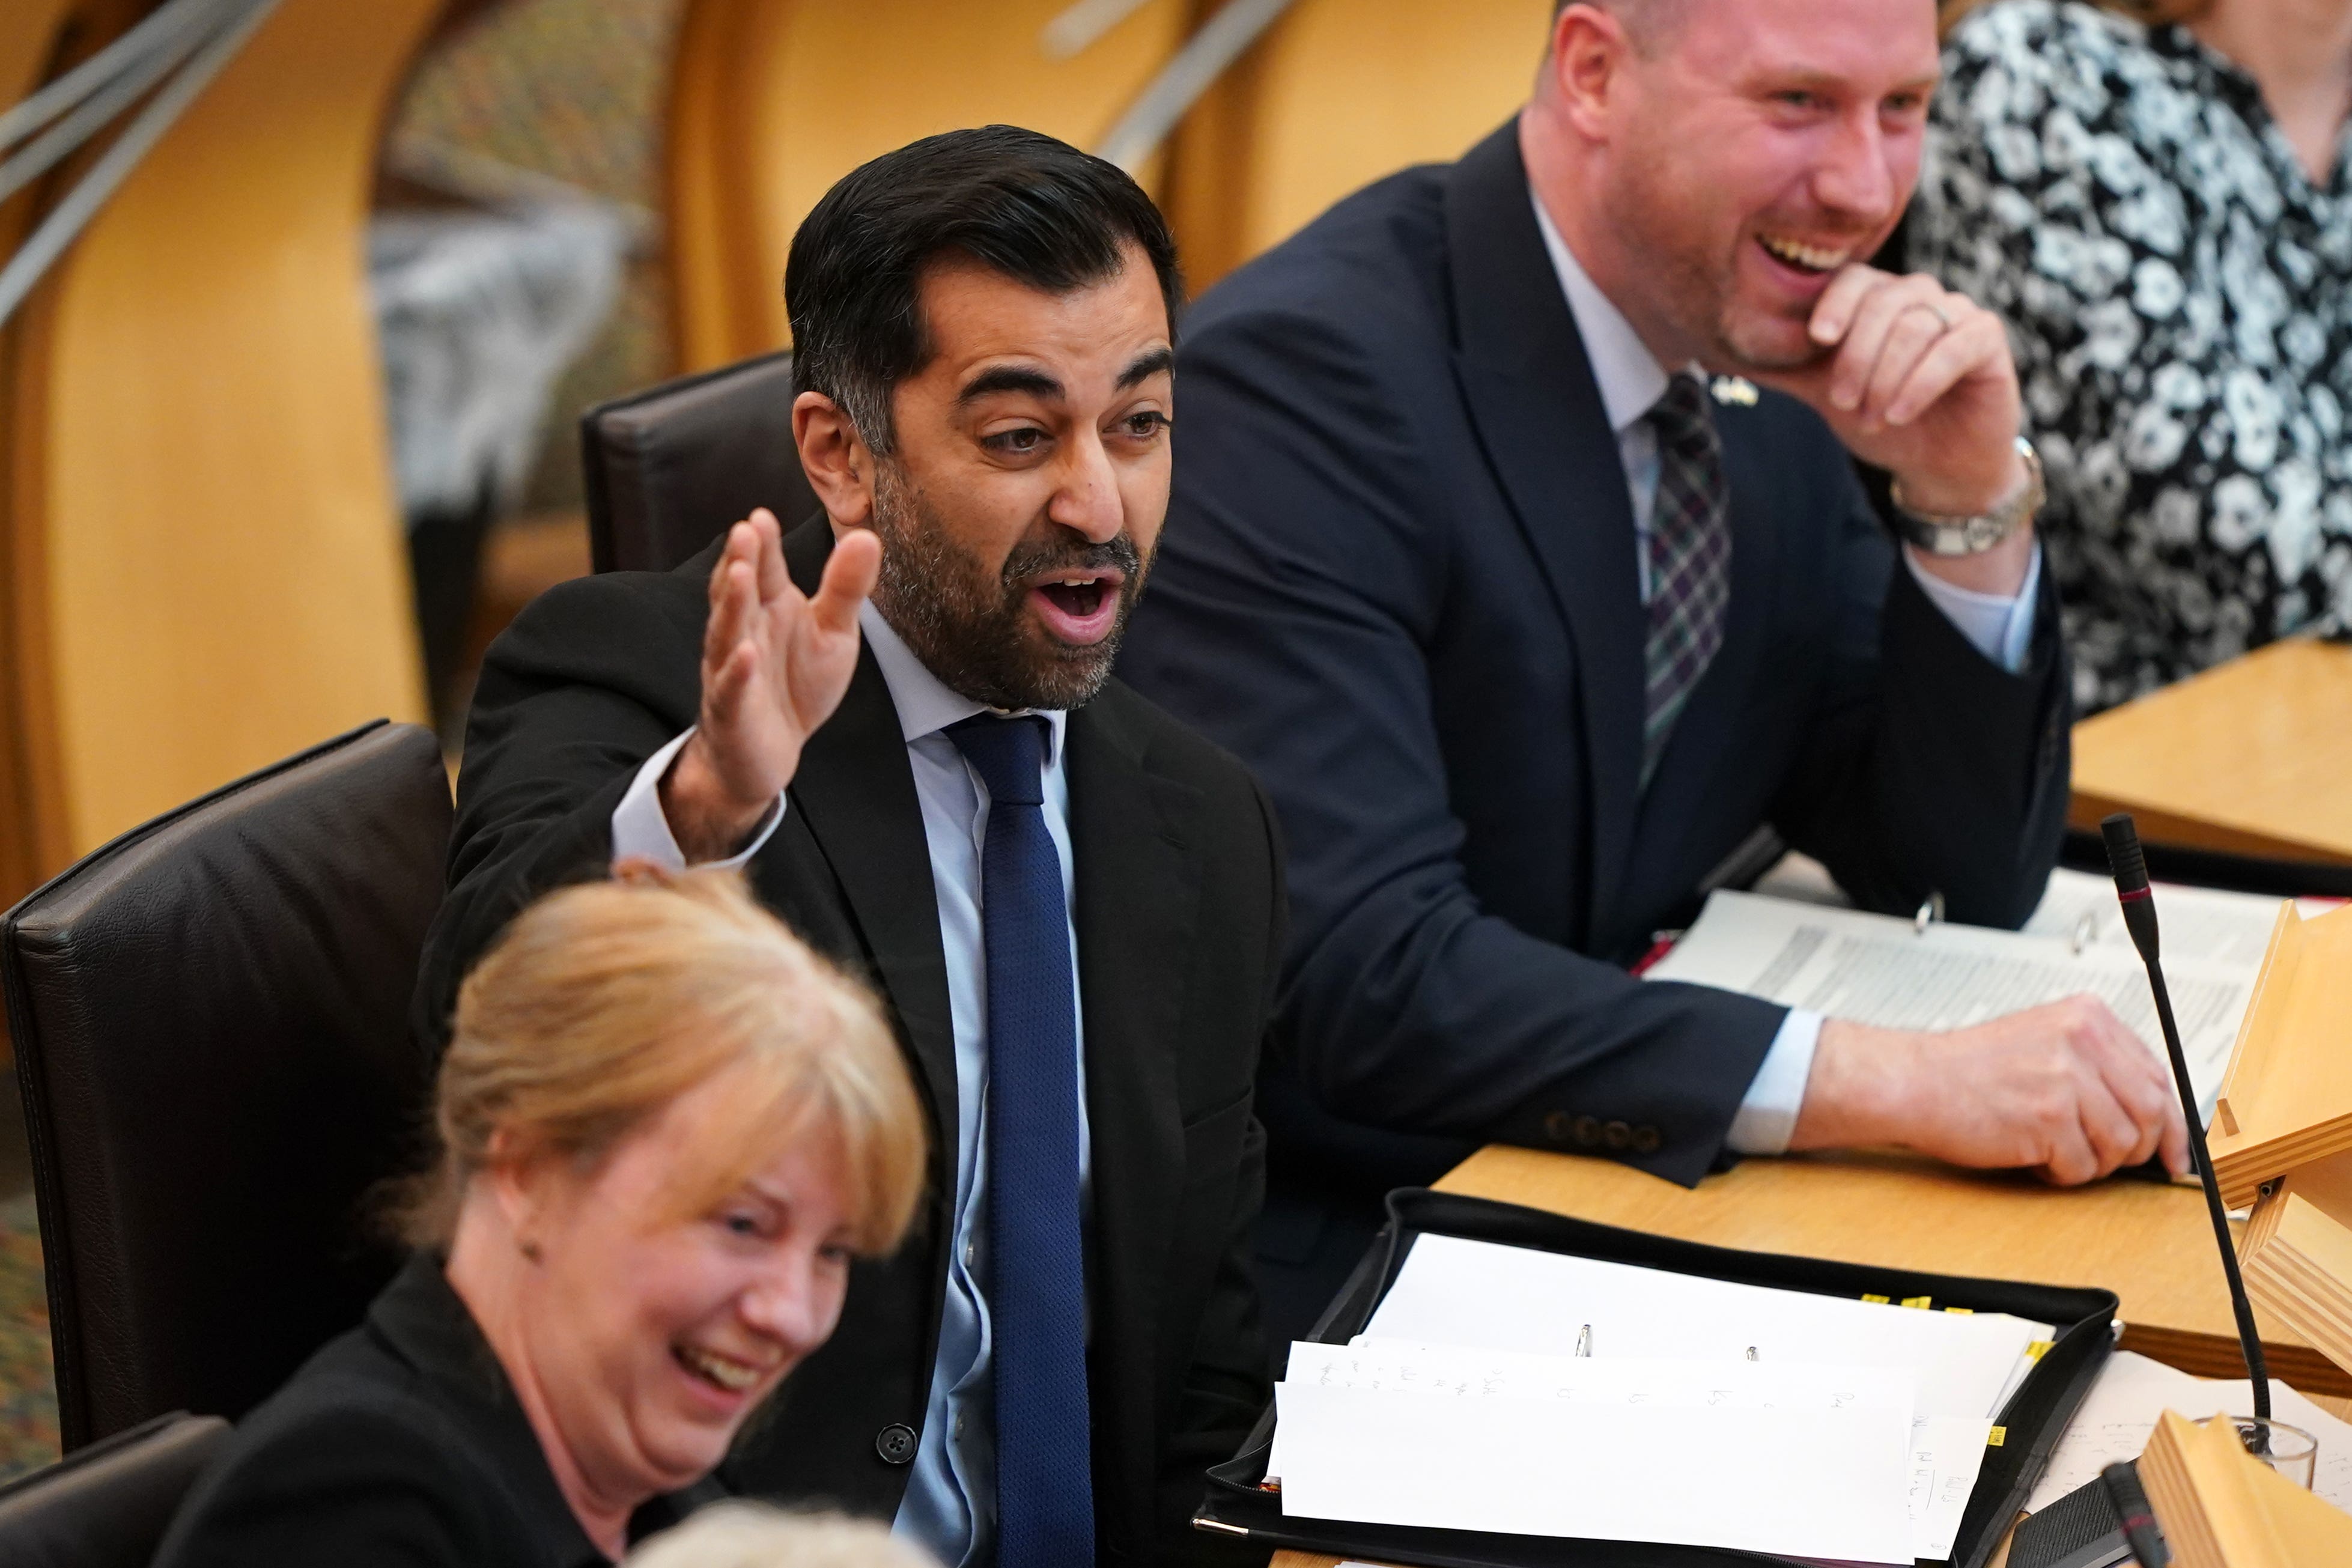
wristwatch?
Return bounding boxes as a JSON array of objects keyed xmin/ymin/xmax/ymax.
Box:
[{"xmin": 1889, "ymin": 437, "xmax": 2044, "ymax": 557}]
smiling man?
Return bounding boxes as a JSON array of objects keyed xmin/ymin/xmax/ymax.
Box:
[
  {"xmin": 415, "ymin": 128, "xmax": 1278, "ymax": 1568},
  {"xmin": 1118, "ymin": 0, "xmax": 2187, "ymax": 1340}
]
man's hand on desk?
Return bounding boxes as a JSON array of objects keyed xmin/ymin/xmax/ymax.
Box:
[
  {"xmin": 660, "ymin": 508, "xmax": 880, "ymax": 863},
  {"xmin": 1789, "ymin": 998, "xmax": 2192, "ymax": 1186}
]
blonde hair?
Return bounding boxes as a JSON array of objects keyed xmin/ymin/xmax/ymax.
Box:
[
  {"xmin": 402, "ymin": 865, "xmax": 925, "ymax": 1256},
  {"xmin": 624, "ymin": 1505, "xmax": 937, "ymax": 1568}
]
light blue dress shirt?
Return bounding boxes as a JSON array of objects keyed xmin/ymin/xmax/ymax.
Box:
[
  {"xmin": 612, "ymin": 600, "xmax": 1087, "ymax": 1568},
  {"xmin": 1528, "ymin": 192, "xmax": 2043, "ymax": 1153}
]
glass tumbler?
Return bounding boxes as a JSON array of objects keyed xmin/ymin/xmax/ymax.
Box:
[{"xmin": 2197, "ymin": 1414, "xmax": 2318, "ymax": 1489}]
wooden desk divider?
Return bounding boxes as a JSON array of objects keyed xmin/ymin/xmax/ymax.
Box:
[
  {"xmin": 2215, "ymin": 898, "xmax": 2352, "ymax": 1403},
  {"xmin": 2138, "ymin": 1408, "xmax": 2352, "ymax": 1566},
  {"xmin": 2204, "ymin": 902, "xmax": 2352, "ymax": 1209}
]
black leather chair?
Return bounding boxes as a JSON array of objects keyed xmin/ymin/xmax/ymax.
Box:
[
  {"xmin": 0, "ymin": 1411, "xmax": 227, "ymax": 1567},
  {"xmin": 0, "ymin": 720, "xmax": 451, "ymax": 1448},
  {"xmin": 580, "ymin": 348, "xmax": 822, "ymax": 574}
]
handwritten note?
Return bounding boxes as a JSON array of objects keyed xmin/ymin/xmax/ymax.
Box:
[
  {"xmin": 2026, "ymin": 1351, "xmax": 2352, "ymax": 1515},
  {"xmin": 1364, "ymin": 1233, "xmax": 2052, "ymax": 1421},
  {"xmin": 1276, "ymin": 1340, "xmax": 1982, "ymax": 1561},
  {"xmin": 1274, "ymin": 1375, "xmax": 1915, "ymax": 1562}
]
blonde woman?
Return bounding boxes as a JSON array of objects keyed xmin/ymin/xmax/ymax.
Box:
[
  {"xmin": 1915, "ymin": 0, "xmax": 2352, "ymax": 712},
  {"xmin": 154, "ymin": 868, "xmax": 926, "ymax": 1566}
]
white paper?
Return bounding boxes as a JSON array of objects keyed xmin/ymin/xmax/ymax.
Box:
[
  {"xmin": 1278, "ymin": 1340, "xmax": 1984, "ymax": 1560},
  {"xmin": 1275, "ymin": 1379, "xmax": 1915, "ymax": 1563},
  {"xmin": 2022, "ymin": 868, "xmax": 2324, "ymax": 968},
  {"xmin": 2025, "ymin": 1350, "xmax": 2352, "ymax": 1515},
  {"xmin": 1364, "ymin": 1234, "xmax": 2053, "ymax": 1423},
  {"xmin": 1647, "ymin": 889, "xmax": 2256, "ymax": 1120},
  {"xmin": 1908, "ymin": 1415, "xmax": 1998, "ymax": 1561}
]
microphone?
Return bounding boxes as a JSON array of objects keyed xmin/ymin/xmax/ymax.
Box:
[{"xmin": 2101, "ymin": 813, "xmax": 2271, "ymax": 1422}]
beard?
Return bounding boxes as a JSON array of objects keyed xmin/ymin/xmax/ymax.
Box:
[
  {"xmin": 866, "ymin": 462, "xmax": 1148, "ymax": 712},
  {"xmin": 1602, "ymin": 148, "xmax": 1846, "ymax": 375}
]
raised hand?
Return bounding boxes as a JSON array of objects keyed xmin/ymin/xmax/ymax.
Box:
[
  {"xmin": 1753, "ymin": 267, "xmax": 2031, "ymax": 589},
  {"xmin": 658, "ymin": 509, "xmax": 881, "ymax": 862},
  {"xmin": 1794, "ymin": 997, "xmax": 2190, "ymax": 1186}
]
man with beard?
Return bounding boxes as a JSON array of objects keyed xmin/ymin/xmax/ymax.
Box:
[
  {"xmin": 1117, "ymin": 0, "xmax": 2188, "ymax": 1339},
  {"xmin": 413, "ymin": 127, "xmax": 1277, "ymax": 1568}
]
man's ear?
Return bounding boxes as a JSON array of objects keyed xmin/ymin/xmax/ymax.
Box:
[
  {"xmin": 1540, "ymin": 4, "xmax": 1632, "ymax": 142},
  {"xmin": 792, "ymin": 389, "xmax": 877, "ymax": 530}
]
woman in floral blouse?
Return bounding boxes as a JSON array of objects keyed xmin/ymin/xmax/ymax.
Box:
[{"xmin": 1913, "ymin": 0, "xmax": 2352, "ymax": 713}]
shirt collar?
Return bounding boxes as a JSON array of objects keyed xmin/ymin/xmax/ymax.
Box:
[
  {"xmin": 1528, "ymin": 184, "xmax": 1676, "ymax": 437},
  {"xmin": 858, "ymin": 598, "xmax": 1068, "ymax": 765}
]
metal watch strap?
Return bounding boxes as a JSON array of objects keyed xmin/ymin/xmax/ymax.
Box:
[{"xmin": 1891, "ymin": 437, "xmax": 2044, "ymax": 557}]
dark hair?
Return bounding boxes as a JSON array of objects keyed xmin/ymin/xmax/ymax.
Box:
[{"xmin": 785, "ymin": 125, "xmax": 1183, "ymax": 457}]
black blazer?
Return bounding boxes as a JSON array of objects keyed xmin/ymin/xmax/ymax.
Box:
[
  {"xmin": 151, "ymin": 1254, "xmax": 716, "ymax": 1567},
  {"xmin": 411, "ymin": 519, "xmax": 1280, "ymax": 1568},
  {"xmin": 1119, "ymin": 122, "xmax": 2071, "ymax": 1189}
]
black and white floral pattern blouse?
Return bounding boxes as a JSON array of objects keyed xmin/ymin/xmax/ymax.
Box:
[{"xmin": 1912, "ymin": 0, "xmax": 2352, "ymax": 713}]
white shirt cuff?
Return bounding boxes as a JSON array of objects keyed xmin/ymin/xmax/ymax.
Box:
[
  {"xmin": 1724, "ymin": 1008, "xmax": 1824, "ymax": 1156},
  {"xmin": 610, "ymin": 727, "xmax": 786, "ymax": 871},
  {"xmin": 1903, "ymin": 542, "xmax": 2043, "ymax": 674}
]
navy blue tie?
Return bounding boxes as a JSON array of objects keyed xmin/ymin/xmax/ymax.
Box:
[{"xmin": 948, "ymin": 714, "xmax": 1093, "ymax": 1568}]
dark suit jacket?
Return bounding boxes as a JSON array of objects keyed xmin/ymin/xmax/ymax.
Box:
[
  {"xmin": 1119, "ymin": 122, "xmax": 2071, "ymax": 1191},
  {"xmin": 411, "ymin": 520, "xmax": 1280, "ymax": 1568},
  {"xmin": 152, "ymin": 1254, "xmax": 717, "ymax": 1567}
]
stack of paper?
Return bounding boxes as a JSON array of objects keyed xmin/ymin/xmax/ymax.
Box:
[{"xmin": 1270, "ymin": 1236, "xmax": 2055, "ymax": 1563}]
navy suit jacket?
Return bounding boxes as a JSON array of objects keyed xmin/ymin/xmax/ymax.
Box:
[{"xmin": 1119, "ymin": 123, "xmax": 2071, "ymax": 1188}]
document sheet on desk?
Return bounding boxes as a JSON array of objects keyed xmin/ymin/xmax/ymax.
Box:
[
  {"xmin": 1646, "ymin": 886, "xmax": 2264, "ymax": 1120},
  {"xmin": 1274, "ymin": 1339, "xmax": 1993, "ymax": 1561},
  {"xmin": 1274, "ymin": 1340, "xmax": 1919, "ymax": 1562},
  {"xmin": 2023, "ymin": 1350, "xmax": 2352, "ymax": 1515},
  {"xmin": 1366, "ymin": 1235, "xmax": 2054, "ymax": 1421}
]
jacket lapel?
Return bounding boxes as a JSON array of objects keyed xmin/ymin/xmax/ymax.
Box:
[
  {"xmin": 773, "ymin": 521, "xmax": 958, "ymax": 1137},
  {"xmin": 1443, "ymin": 120, "xmax": 1646, "ymax": 931},
  {"xmin": 1064, "ymin": 689, "xmax": 1202, "ymax": 1528}
]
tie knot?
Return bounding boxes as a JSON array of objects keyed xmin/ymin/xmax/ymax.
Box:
[
  {"xmin": 947, "ymin": 713, "xmax": 1048, "ymax": 807},
  {"xmin": 1648, "ymin": 372, "xmax": 1719, "ymax": 456}
]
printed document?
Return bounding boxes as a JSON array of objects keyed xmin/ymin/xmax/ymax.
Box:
[{"xmin": 1645, "ymin": 887, "xmax": 2265, "ymax": 1120}]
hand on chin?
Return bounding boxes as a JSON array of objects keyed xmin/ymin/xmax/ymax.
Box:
[{"xmin": 1745, "ymin": 263, "xmax": 2025, "ymax": 514}]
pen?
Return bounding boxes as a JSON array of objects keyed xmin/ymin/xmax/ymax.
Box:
[{"xmin": 1575, "ymin": 1323, "xmax": 1591, "ymax": 1357}]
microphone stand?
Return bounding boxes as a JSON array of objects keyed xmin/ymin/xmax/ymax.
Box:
[{"xmin": 2101, "ymin": 812, "xmax": 2271, "ymax": 1423}]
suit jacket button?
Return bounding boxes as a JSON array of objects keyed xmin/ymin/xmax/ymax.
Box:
[
  {"xmin": 876, "ymin": 1423, "xmax": 917, "ymax": 1465},
  {"xmin": 1603, "ymin": 1120, "xmax": 1633, "ymax": 1150},
  {"xmin": 1543, "ymin": 1110, "xmax": 1575, "ymax": 1144},
  {"xmin": 1572, "ymin": 1116, "xmax": 1601, "ymax": 1148},
  {"xmin": 1633, "ymin": 1125, "xmax": 1661, "ymax": 1155}
]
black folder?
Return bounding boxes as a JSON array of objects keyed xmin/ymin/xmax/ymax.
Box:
[{"xmin": 1195, "ymin": 1188, "xmax": 2117, "ymax": 1568}]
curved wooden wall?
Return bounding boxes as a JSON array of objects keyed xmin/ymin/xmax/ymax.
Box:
[
  {"xmin": 1162, "ymin": 0, "xmax": 1554, "ymax": 290},
  {"xmin": 666, "ymin": 0, "xmax": 1191, "ymax": 372},
  {"xmin": 1, "ymin": 0, "xmax": 436, "ymax": 898}
]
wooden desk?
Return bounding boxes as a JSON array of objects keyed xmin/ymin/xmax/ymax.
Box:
[
  {"xmin": 2071, "ymin": 639, "xmax": 2352, "ymax": 865},
  {"xmin": 1263, "ymin": 1144, "xmax": 2352, "ymax": 1568}
]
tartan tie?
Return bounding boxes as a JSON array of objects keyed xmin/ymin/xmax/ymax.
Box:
[
  {"xmin": 946, "ymin": 713, "xmax": 1093, "ymax": 1568},
  {"xmin": 1642, "ymin": 373, "xmax": 1733, "ymax": 786}
]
